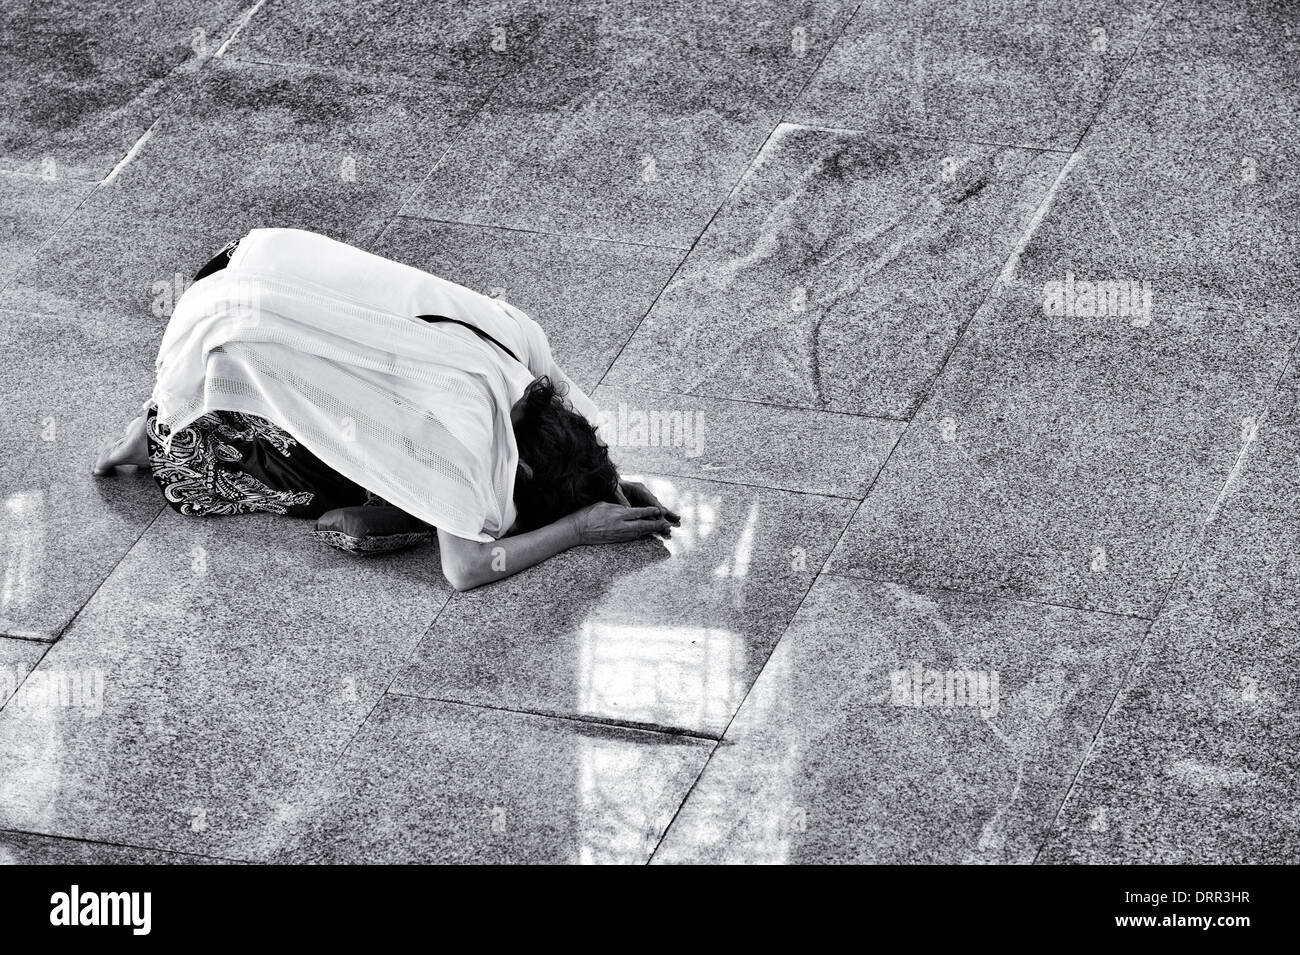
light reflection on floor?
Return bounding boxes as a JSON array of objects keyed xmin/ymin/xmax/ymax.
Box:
[
  {"xmin": 571, "ymin": 480, "xmax": 796, "ymax": 860},
  {"xmin": 1, "ymin": 491, "xmax": 44, "ymax": 624}
]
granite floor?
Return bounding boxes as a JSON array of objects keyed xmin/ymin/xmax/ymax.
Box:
[{"xmin": 0, "ymin": 0, "xmax": 1295, "ymax": 864}]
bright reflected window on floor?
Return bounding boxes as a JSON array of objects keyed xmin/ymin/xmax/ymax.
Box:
[
  {"xmin": 2, "ymin": 490, "xmax": 44, "ymax": 616},
  {"xmin": 578, "ymin": 622, "xmax": 743, "ymax": 731}
]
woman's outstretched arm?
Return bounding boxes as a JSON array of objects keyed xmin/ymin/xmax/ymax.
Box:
[{"xmin": 436, "ymin": 503, "xmax": 675, "ymax": 592}]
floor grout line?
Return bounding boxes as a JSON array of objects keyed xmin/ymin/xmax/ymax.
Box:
[
  {"xmin": 99, "ymin": 119, "xmax": 162, "ymax": 187},
  {"xmin": 39, "ymin": 502, "xmax": 169, "ymax": 646},
  {"xmin": 389, "ymin": 213, "xmax": 687, "ymax": 253},
  {"xmin": 0, "ymin": 643, "xmax": 53, "ymax": 715},
  {"xmin": 593, "ymin": 380, "xmax": 910, "ymax": 422},
  {"xmin": 1067, "ymin": 1, "xmax": 1168, "ymax": 154},
  {"xmin": 646, "ymin": 565, "xmax": 830, "ymax": 864},
  {"xmin": 385, "ymin": 45, "xmax": 530, "ymax": 227},
  {"xmin": 313, "ymin": 23, "xmax": 549, "ymax": 774},
  {"xmin": 214, "ymin": 0, "xmax": 271, "ymax": 58},
  {"xmin": 610, "ymin": 468, "xmax": 865, "ymax": 502},
  {"xmin": 322, "ymin": 586, "xmax": 459, "ymax": 775},
  {"xmin": 816, "ymin": 569, "xmax": 1157, "ymax": 622},
  {"xmin": 0, "ymin": 825, "xmax": 251, "ymax": 864},
  {"xmin": 0, "ymin": 0, "xmax": 258, "ymax": 301},
  {"xmin": 781, "ymin": 119, "xmax": 1077, "ymax": 155},
  {"xmin": 1029, "ymin": 615, "xmax": 1155, "ymax": 864},
  {"xmin": 642, "ymin": 17, "xmax": 884, "ymax": 855},
  {"xmin": 1031, "ymin": 334, "xmax": 1300, "ymax": 861},
  {"xmin": 383, "ymin": 690, "xmax": 721, "ymax": 743},
  {"xmin": 803, "ymin": 122, "xmax": 1084, "ymax": 583}
]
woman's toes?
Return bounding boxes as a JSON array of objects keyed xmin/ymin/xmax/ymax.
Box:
[
  {"xmin": 92, "ymin": 413, "xmax": 155, "ymax": 476},
  {"xmin": 91, "ymin": 441, "xmax": 118, "ymax": 476}
]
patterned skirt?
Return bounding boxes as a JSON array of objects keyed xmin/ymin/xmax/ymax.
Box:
[{"xmin": 145, "ymin": 409, "xmax": 372, "ymax": 519}]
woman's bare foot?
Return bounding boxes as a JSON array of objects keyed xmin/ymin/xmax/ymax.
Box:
[{"xmin": 91, "ymin": 413, "xmax": 152, "ymax": 476}]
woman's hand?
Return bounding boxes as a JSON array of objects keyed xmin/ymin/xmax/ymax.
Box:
[
  {"xmin": 567, "ymin": 502, "xmax": 674, "ymax": 545},
  {"xmin": 618, "ymin": 480, "xmax": 682, "ymax": 526}
]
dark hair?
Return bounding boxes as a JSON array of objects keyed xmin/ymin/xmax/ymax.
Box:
[{"xmin": 511, "ymin": 376, "xmax": 620, "ymax": 532}]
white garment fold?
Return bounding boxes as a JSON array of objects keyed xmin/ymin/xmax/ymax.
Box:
[{"xmin": 150, "ymin": 228, "xmax": 597, "ymax": 541}]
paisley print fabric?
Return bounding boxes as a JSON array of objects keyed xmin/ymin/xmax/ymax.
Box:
[{"xmin": 145, "ymin": 410, "xmax": 319, "ymax": 517}]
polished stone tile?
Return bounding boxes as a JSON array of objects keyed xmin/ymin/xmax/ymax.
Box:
[
  {"xmin": 0, "ymin": 308, "xmax": 162, "ymax": 641},
  {"xmin": 1011, "ymin": 161, "xmax": 1297, "ymax": 322},
  {"xmin": 0, "ymin": 0, "xmax": 248, "ymax": 179},
  {"xmin": 603, "ymin": 124, "xmax": 1066, "ymax": 417},
  {"xmin": 791, "ymin": 0, "xmax": 1157, "ymax": 150},
  {"xmin": 1071, "ymin": 368, "xmax": 1300, "ymax": 799},
  {"xmin": 371, "ymin": 218, "xmax": 682, "ymax": 391},
  {"xmin": 829, "ymin": 284, "xmax": 1299, "ymax": 617},
  {"xmin": 393, "ymin": 475, "xmax": 857, "ymax": 736},
  {"xmin": 404, "ymin": 23, "xmax": 800, "ymax": 247},
  {"xmin": 592, "ymin": 384, "xmax": 904, "ymax": 498},
  {"xmin": 653, "ymin": 574, "xmax": 1145, "ymax": 863},
  {"xmin": 0, "ymin": 173, "xmax": 94, "ymax": 290},
  {"xmin": 525, "ymin": 0, "xmax": 857, "ymax": 64},
  {"xmin": 1039, "ymin": 782, "xmax": 1300, "ymax": 864},
  {"xmin": 272, "ymin": 695, "xmax": 709, "ymax": 863},
  {"xmin": 227, "ymin": 0, "xmax": 543, "ymax": 87},
  {"xmin": 1010, "ymin": 6, "xmax": 1300, "ymax": 315},
  {"xmin": 2, "ymin": 59, "xmax": 487, "ymax": 325},
  {"xmin": 0, "ymin": 640, "xmax": 47, "ymax": 708},
  {"xmin": 0, "ymin": 829, "xmax": 229, "ymax": 864},
  {"xmin": 0, "ymin": 509, "xmax": 449, "ymax": 859}
]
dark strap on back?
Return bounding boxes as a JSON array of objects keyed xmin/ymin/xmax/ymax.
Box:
[{"xmin": 416, "ymin": 314, "xmax": 520, "ymax": 364}]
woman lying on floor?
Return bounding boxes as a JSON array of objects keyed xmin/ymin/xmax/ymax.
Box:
[{"xmin": 92, "ymin": 228, "xmax": 679, "ymax": 590}]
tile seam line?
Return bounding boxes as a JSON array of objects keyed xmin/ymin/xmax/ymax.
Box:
[
  {"xmin": 0, "ymin": 643, "xmax": 53, "ymax": 715},
  {"xmin": 0, "ymin": 826, "xmax": 252, "ymax": 864},
  {"xmin": 1067, "ymin": 0, "xmax": 1169, "ymax": 153},
  {"xmin": 646, "ymin": 567, "xmax": 829, "ymax": 864},
  {"xmin": 907, "ymin": 135, "xmax": 1086, "ymax": 418},
  {"xmin": 0, "ymin": 117, "xmax": 164, "ymax": 299},
  {"xmin": 779, "ymin": 120, "xmax": 1074, "ymax": 155},
  {"xmin": 1198, "ymin": 331, "xmax": 1300, "ymax": 532},
  {"xmin": 814, "ymin": 144, "xmax": 1082, "ymax": 578},
  {"xmin": 1031, "ymin": 336, "xmax": 1300, "ymax": 860},
  {"xmin": 214, "ymin": 0, "xmax": 271, "ymax": 58},
  {"xmin": 387, "ymin": 39, "xmax": 529, "ymax": 224},
  {"xmin": 323, "ymin": 588, "xmax": 459, "ymax": 774},
  {"xmin": 1030, "ymin": 615, "xmax": 1156, "ymax": 864},
  {"xmin": 99, "ymin": 0, "xmax": 261, "ymax": 188},
  {"xmin": 593, "ymin": 104, "xmax": 813, "ymax": 390},
  {"xmin": 644, "ymin": 7, "xmax": 879, "ymax": 851},
  {"xmin": 0, "ymin": 632, "xmax": 57, "ymax": 645},
  {"xmin": 381, "ymin": 690, "xmax": 720, "ymax": 742},
  {"xmin": 220, "ymin": 52, "xmax": 490, "ymax": 94},
  {"xmin": 99, "ymin": 120, "xmax": 162, "ymax": 187},
  {"xmin": 776, "ymin": 0, "xmax": 870, "ymax": 129},
  {"xmin": 390, "ymin": 213, "xmax": 686, "ymax": 252},
  {"xmin": 593, "ymin": 0, "xmax": 870, "ymax": 394},
  {"xmin": 0, "ymin": 0, "xmax": 242, "ymax": 300},
  {"xmin": 36, "ymin": 504, "xmax": 169, "ymax": 646},
  {"xmin": 609, "ymin": 469, "xmax": 864, "ymax": 501},
  {"xmin": 816, "ymin": 569, "xmax": 1156, "ymax": 622},
  {"xmin": 594, "ymin": 381, "xmax": 910, "ymax": 421}
]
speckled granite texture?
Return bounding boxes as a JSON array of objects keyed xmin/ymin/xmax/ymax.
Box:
[{"xmin": 1, "ymin": 0, "xmax": 1295, "ymax": 863}]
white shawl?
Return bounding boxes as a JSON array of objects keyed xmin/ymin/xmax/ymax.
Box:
[{"xmin": 150, "ymin": 228, "xmax": 598, "ymax": 541}]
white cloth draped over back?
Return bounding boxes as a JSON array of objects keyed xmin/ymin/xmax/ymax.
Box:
[{"xmin": 150, "ymin": 228, "xmax": 599, "ymax": 542}]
